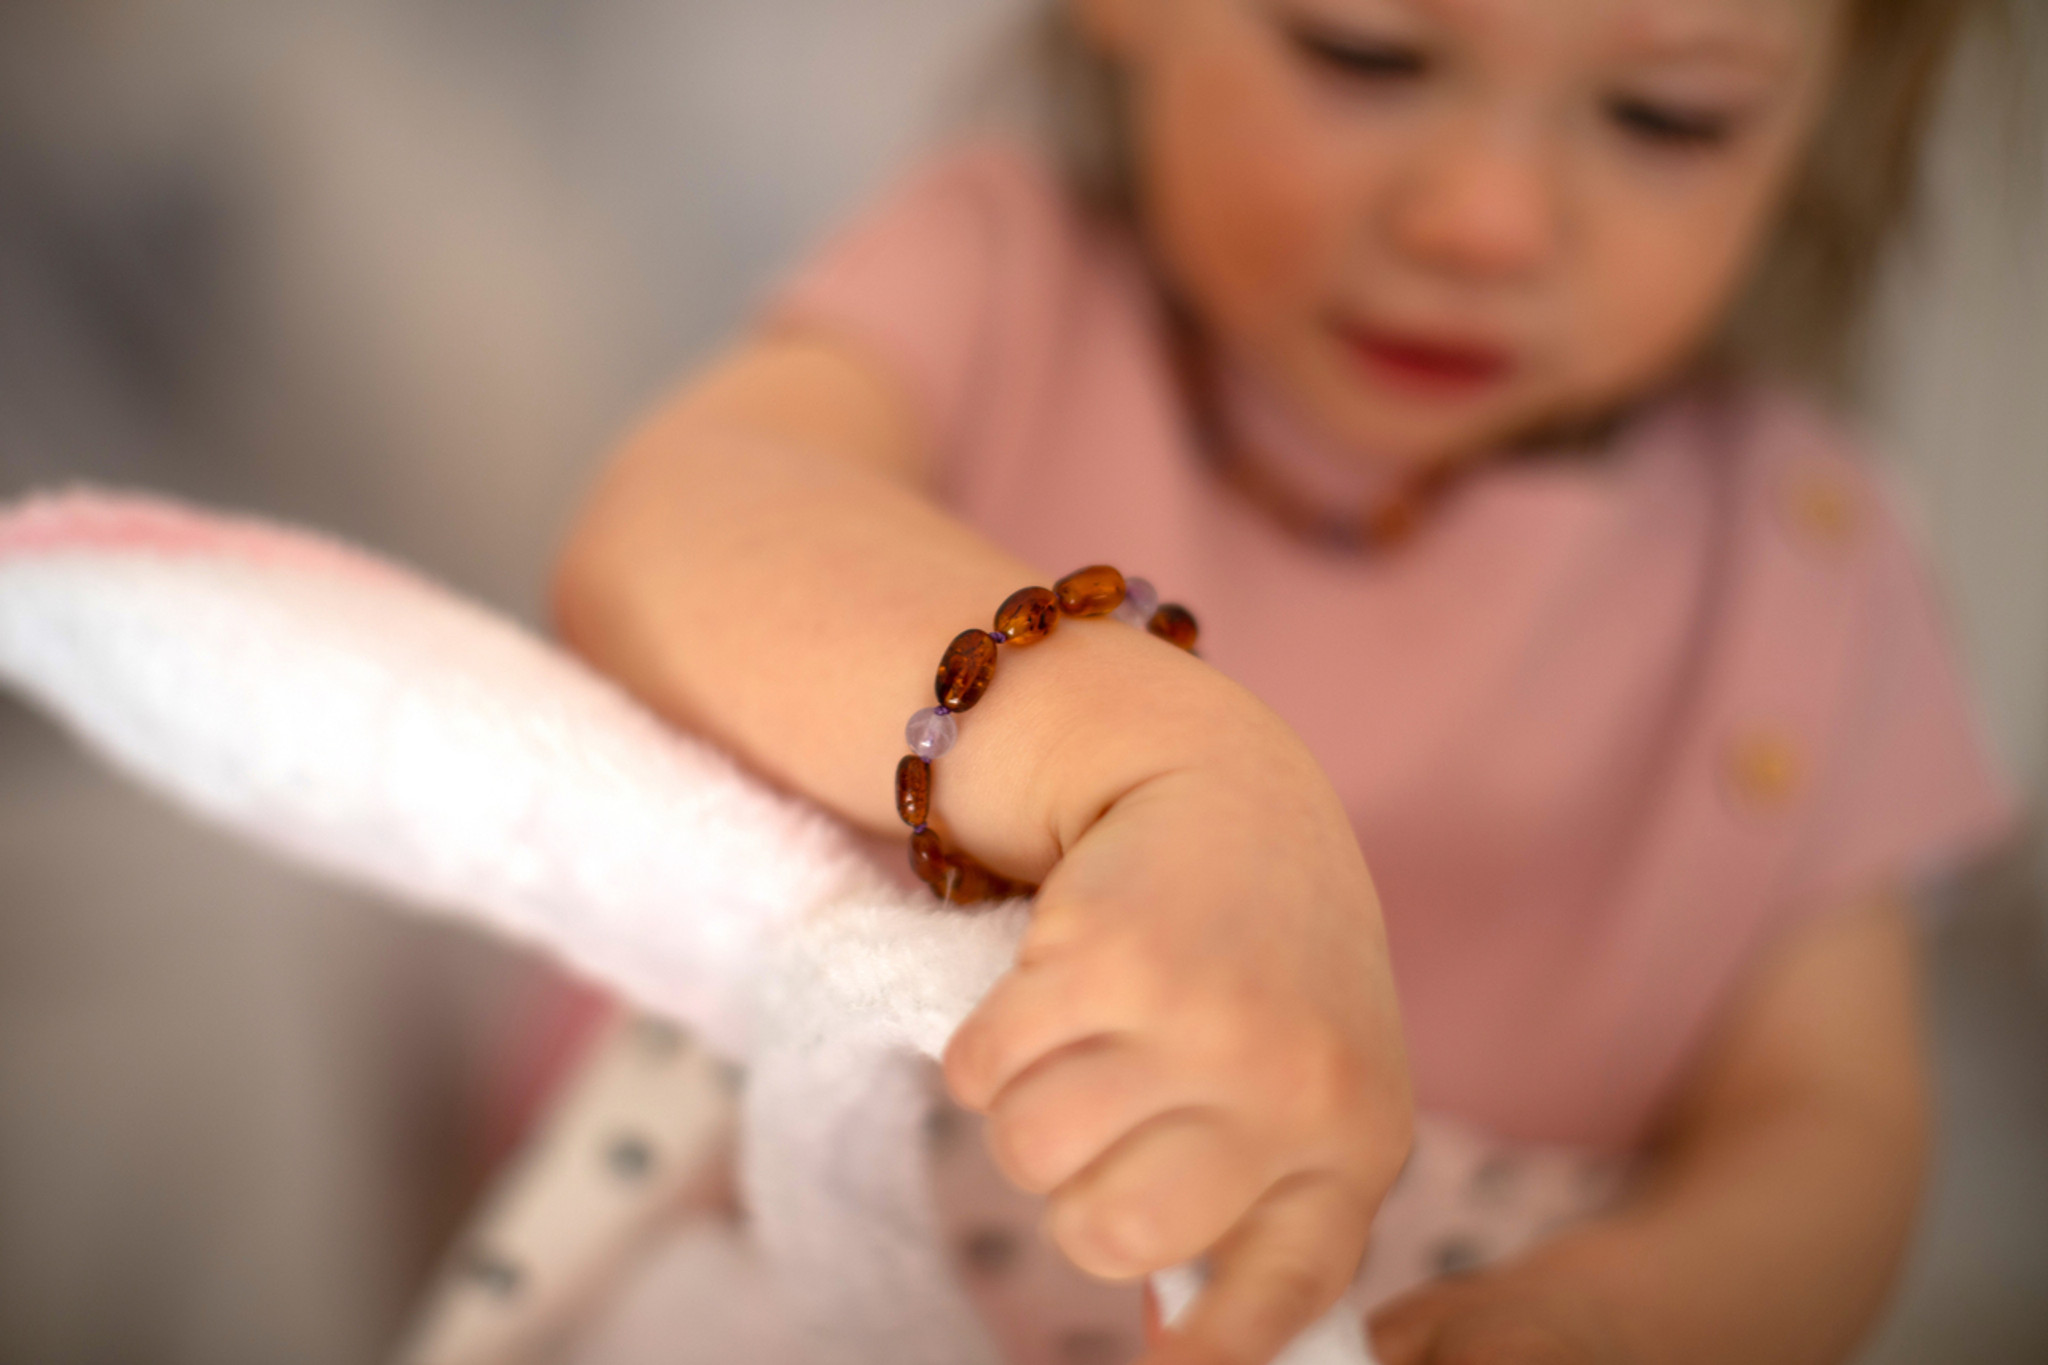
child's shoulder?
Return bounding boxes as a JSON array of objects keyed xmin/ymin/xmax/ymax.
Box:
[
  {"xmin": 868, "ymin": 136, "xmax": 1086, "ymax": 227},
  {"xmin": 1649, "ymin": 380, "xmax": 1861, "ymax": 485},
  {"xmin": 1620, "ymin": 378, "xmax": 1987, "ymax": 767},
  {"xmin": 771, "ymin": 138, "xmax": 1139, "ymax": 456},
  {"xmin": 1640, "ymin": 380, "xmax": 1924, "ymax": 581},
  {"xmin": 1632, "ymin": 380, "xmax": 2012, "ymax": 900},
  {"xmin": 798, "ymin": 136, "xmax": 1111, "ymax": 290},
  {"xmin": 888, "ymin": 135, "xmax": 1070, "ymax": 197}
]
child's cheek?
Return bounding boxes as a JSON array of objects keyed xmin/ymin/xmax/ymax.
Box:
[
  {"xmin": 1566, "ymin": 193, "xmax": 1769, "ymax": 402},
  {"xmin": 1137, "ymin": 32, "xmax": 1348, "ymax": 345},
  {"xmin": 1564, "ymin": 101, "xmax": 1824, "ymax": 402}
]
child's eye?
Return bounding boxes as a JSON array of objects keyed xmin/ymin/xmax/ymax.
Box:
[
  {"xmin": 1286, "ymin": 23, "xmax": 1431, "ymax": 83},
  {"xmin": 1607, "ymin": 96, "xmax": 1736, "ymax": 149}
]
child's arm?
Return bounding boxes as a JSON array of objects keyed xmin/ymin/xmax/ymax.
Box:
[
  {"xmin": 1370, "ymin": 894, "xmax": 1930, "ymax": 1365},
  {"xmin": 555, "ymin": 331, "xmax": 1414, "ymax": 1365}
]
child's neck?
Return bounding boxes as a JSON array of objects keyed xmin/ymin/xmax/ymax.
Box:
[{"xmin": 1213, "ymin": 360, "xmax": 1411, "ymax": 515}]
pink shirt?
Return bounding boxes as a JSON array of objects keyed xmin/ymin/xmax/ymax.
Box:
[{"xmin": 773, "ymin": 143, "xmax": 2012, "ymax": 1150}]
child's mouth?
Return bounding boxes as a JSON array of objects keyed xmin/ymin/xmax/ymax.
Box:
[{"xmin": 1333, "ymin": 322, "xmax": 1514, "ymax": 398}]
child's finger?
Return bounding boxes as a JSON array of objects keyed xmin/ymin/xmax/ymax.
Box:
[
  {"xmin": 983, "ymin": 1036, "xmax": 1181, "ymax": 1194},
  {"xmin": 942, "ymin": 952, "xmax": 1139, "ymax": 1111},
  {"xmin": 1143, "ymin": 1172, "xmax": 1369, "ymax": 1365},
  {"xmin": 1046, "ymin": 1111, "xmax": 1271, "ymax": 1277},
  {"xmin": 1363, "ymin": 1283, "xmax": 1459, "ymax": 1365}
]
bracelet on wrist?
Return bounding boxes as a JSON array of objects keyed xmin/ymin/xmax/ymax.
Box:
[{"xmin": 896, "ymin": 565, "xmax": 1199, "ymax": 906}]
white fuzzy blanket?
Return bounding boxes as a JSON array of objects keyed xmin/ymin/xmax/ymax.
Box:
[
  {"xmin": 0, "ymin": 489, "xmax": 1404, "ymax": 1364},
  {"xmin": 0, "ymin": 488, "xmax": 1621, "ymax": 1365}
]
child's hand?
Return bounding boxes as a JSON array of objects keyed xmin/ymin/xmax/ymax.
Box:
[
  {"xmin": 1367, "ymin": 1268, "xmax": 1630, "ymax": 1365},
  {"xmin": 942, "ymin": 681, "xmax": 1412, "ymax": 1365}
]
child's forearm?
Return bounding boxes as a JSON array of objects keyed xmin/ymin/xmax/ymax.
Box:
[
  {"xmin": 552, "ymin": 336, "xmax": 1274, "ymax": 880},
  {"xmin": 562, "ymin": 338, "xmax": 1415, "ymax": 1365},
  {"xmin": 1530, "ymin": 1078, "xmax": 1925, "ymax": 1362},
  {"xmin": 1465, "ymin": 899, "xmax": 1929, "ymax": 1364}
]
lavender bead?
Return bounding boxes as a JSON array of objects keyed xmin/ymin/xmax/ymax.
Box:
[
  {"xmin": 906, "ymin": 706, "xmax": 959, "ymax": 760},
  {"xmin": 1113, "ymin": 576, "xmax": 1160, "ymax": 627}
]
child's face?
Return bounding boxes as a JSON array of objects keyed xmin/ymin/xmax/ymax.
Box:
[{"xmin": 1083, "ymin": 0, "xmax": 1845, "ymax": 467}]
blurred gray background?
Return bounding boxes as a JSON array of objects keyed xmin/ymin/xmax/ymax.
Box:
[{"xmin": 0, "ymin": 2, "xmax": 2042, "ymax": 1361}]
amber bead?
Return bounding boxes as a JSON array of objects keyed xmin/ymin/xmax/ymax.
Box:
[
  {"xmin": 935, "ymin": 629, "xmax": 1000, "ymax": 711},
  {"xmin": 895, "ymin": 755, "xmax": 931, "ymax": 827},
  {"xmin": 939, "ymin": 853, "xmax": 996, "ymax": 906},
  {"xmin": 1364, "ymin": 496, "xmax": 1423, "ymax": 549},
  {"xmin": 1147, "ymin": 603, "xmax": 1199, "ymax": 651},
  {"xmin": 984, "ymin": 870, "xmax": 1036, "ymax": 902},
  {"xmin": 909, "ymin": 837, "xmax": 1036, "ymax": 906},
  {"xmin": 951, "ymin": 854, "xmax": 1037, "ymax": 905},
  {"xmin": 909, "ymin": 828, "xmax": 949, "ymax": 891},
  {"xmin": 993, "ymin": 586, "xmax": 1060, "ymax": 645},
  {"xmin": 1054, "ymin": 565, "xmax": 1127, "ymax": 617}
]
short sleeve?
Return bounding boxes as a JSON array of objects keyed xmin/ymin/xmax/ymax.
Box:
[
  {"xmin": 764, "ymin": 141, "xmax": 1073, "ymax": 470},
  {"xmin": 1782, "ymin": 477, "xmax": 2017, "ymax": 912}
]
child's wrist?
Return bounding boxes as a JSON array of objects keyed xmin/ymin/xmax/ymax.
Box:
[{"xmin": 929, "ymin": 616, "xmax": 1302, "ymax": 883}]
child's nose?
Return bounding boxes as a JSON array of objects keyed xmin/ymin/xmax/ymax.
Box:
[{"xmin": 1387, "ymin": 118, "xmax": 1561, "ymax": 282}]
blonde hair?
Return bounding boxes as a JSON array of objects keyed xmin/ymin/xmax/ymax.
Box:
[{"xmin": 1000, "ymin": 0, "xmax": 1999, "ymax": 396}]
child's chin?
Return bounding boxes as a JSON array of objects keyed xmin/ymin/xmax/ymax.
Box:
[{"xmin": 1317, "ymin": 388, "xmax": 1529, "ymax": 472}]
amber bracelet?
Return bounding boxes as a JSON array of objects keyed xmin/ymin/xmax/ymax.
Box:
[{"xmin": 895, "ymin": 565, "xmax": 1199, "ymax": 906}]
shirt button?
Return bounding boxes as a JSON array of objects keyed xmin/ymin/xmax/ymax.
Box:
[
  {"xmin": 1726, "ymin": 729, "xmax": 1804, "ymax": 810},
  {"xmin": 1780, "ymin": 466, "xmax": 1859, "ymax": 549}
]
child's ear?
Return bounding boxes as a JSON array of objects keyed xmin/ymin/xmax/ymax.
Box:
[{"xmin": 1067, "ymin": 0, "xmax": 1164, "ymax": 58}]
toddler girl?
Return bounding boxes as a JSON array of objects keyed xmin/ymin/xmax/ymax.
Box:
[{"xmin": 552, "ymin": 0, "xmax": 2013, "ymax": 1361}]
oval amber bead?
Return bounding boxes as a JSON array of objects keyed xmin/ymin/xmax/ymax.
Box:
[
  {"xmin": 934, "ymin": 629, "xmax": 1000, "ymax": 711},
  {"xmin": 993, "ymin": 586, "xmax": 1060, "ymax": 645},
  {"xmin": 940, "ymin": 854, "xmax": 996, "ymax": 906},
  {"xmin": 1147, "ymin": 603, "xmax": 1199, "ymax": 651},
  {"xmin": 982, "ymin": 870, "xmax": 1035, "ymax": 902},
  {"xmin": 909, "ymin": 828, "xmax": 949, "ymax": 892},
  {"xmin": 1054, "ymin": 565, "xmax": 1126, "ymax": 617},
  {"xmin": 895, "ymin": 755, "xmax": 931, "ymax": 828}
]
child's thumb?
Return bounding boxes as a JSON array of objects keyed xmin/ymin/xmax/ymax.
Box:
[{"xmin": 1140, "ymin": 1173, "xmax": 1370, "ymax": 1365}]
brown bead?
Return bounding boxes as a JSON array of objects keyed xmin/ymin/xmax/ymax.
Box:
[
  {"xmin": 895, "ymin": 755, "xmax": 930, "ymax": 828},
  {"xmin": 1363, "ymin": 495, "xmax": 1423, "ymax": 548},
  {"xmin": 940, "ymin": 852, "xmax": 1038, "ymax": 906},
  {"xmin": 910, "ymin": 833, "xmax": 1027, "ymax": 907},
  {"xmin": 1147, "ymin": 603, "xmax": 1199, "ymax": 651},
  {"xmin": 909, "ymin": 828, "xmax": 949, "ymax": 892},
  {"xmin": 939, "ymin": 853, "xmax": 996, "ymax": 906},
  {"xmin": 985, "ymin": 871, "xmax": 1037, "ymax": 902},
  {"xmin": 1054, "ymin": 565, "xmax": 1126, "ymax": 617},
  {"xmin": 993, "ymin": 586, "xmax": 1060, "ymax": 645},
  {"xmin": 953, "ymin": 856, "xmax": 1038, "ymax": 905},
  {"xmin": 934, "ymin": 629, "xmax": 1000, "ymax": 711},
  {"xmin": 911, "ymin": 832, "xmax": 997, "ymax": 905}
]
